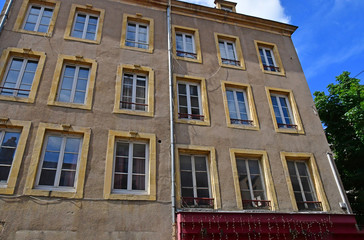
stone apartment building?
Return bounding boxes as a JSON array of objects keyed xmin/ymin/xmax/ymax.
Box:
[{"xmin": 0, "ymin": 0, "xmax": 362, "ymax": 239}]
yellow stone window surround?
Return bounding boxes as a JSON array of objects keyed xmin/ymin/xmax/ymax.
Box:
[
  {"xmin": 214, "ymin": 32, "xmax": 246, "ymax": 70},
  {"xmin": 172, "ymin": 25, "xmax": 202, "ymax": 63},
  {"xmin": 254, "ymin": 40, "xmax": 285, "ymax": 76}
]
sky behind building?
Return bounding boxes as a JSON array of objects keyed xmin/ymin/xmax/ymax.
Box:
[{"xmin": 1, "ymin": 0, "xmax": 363, "ymax": 94}]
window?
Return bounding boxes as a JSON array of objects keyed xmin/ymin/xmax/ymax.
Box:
[
  {"xmin": 176, "ymin": 145, "xmax": 221, "ymax": 209},
  {"xmin": 280, "ymin": 152, "xmax": 330, "ymax": 212},
  {"xmin": 13, "ymin": 0, "xmax": 60, "ymax": 37},
  {"xmin": 24, "ymin": 123, "xmax": 91, "ymax": 199},
  {"xmin": 266, "ymin": 87, "xmax": 304, "ymax": 134},
  {"xmin": 215, "ymin": 0, "xmax": 237, "ymax": 12},
  {"xmin": 230, "ymin": 149, "xmax": 278, "ymax": 210},
  {"xmin": 255, "ymin": 40, "xmax": 285, "ymax": 76},
  {"xmin": 174, "ymin": 75, "xmax": 210, "ymax": 126},
  {"xmin": 0, "ymin": 119, "xmax": 31, "ymax": 195},
  {"xmin": 47, "ymin": 55, "xmax": 97, "ymax": 110},
  {"xmin": 221, "ymin": 81, "xmax": 259, "ymax": 130},
  {"xmin": 172, "ymin": 25, "xmax": 202, "ymax": 63},
  {"xmin": 113, "ymin": 64, "xmax": 154, "ymax": 117},
  {"xmin": 214, "ymin": 33, "xmax": 245, "ymax": 69},
  {"xmin": 104, "ymin": 130, "xmax": 156, "ymax": 201},
  {"xmin": 121, "ymin": 14, "xmax": 154, "ymax": 53},
  {"xmin": 0, "ymin": 48, "xmax": 46, "ymax": 103},
  {"xmin": 64, "ymin": 4, "xmax": 105, "ymax": 44}
]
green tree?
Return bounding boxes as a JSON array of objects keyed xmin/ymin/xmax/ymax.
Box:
[{"xmin": 314, "ymin": 71, "xmax": 364, "ymax": 225}]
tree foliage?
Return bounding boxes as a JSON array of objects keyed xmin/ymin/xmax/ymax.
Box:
[{"xmin": 314, "ymin": 71, "xmax": 364, "ymax": 224}]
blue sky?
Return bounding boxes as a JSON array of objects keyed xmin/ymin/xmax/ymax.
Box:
[{"xmin": 1, "ymin": 0, "xmax": 363, "ymax": 94}]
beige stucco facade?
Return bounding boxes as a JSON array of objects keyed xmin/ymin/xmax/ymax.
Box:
[{"xmin": 0, "ymin": 0, "xmax": 348, "ymax": 239}]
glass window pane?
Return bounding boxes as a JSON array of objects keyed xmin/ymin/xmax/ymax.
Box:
[
  {"xmin": 248, "ymin": 160, "xmax": 260, "ymax": 174},
  {"xmin": 62, "ymin": 153, "xmax": 78, "ymax": 170},
  {"xmin": 89, "ymin": 16, "xmax": 98, "ymax": 25},
  {"xmin": 297, "ymin": 162, "xmax": 308, "ymax": 176},
  {"xmin": 5, "ymin": 70, "xmax": 20, "ymax": 84},
  {"xmin": 196, "ymin": 172, "xmax": 208, "ymax": 187},
  {"xmin": 115, "ymin": 157, "xmax": 128, "ymax": 173},
  {"xmin": 197, "ymin": 189, "xmax": 210, "ymax": 198},
  {"xmin": 291, "ymin": 176, "xmax": 301, "ymax": 192},
  {"xmin": 38, "ymin": 169, "xmax": 56, "ymax": 186},
  {"xmin": 189, "ymin": 85, "xmax": 198, "ymax": 96},
  {"xmin": 42, "ymin": 151, "xmax": 59, "ymax": 168},
  {"xmin": 65, "ymin": 138, "xmax": 81, "ymax": 153},
  {"xmin": 76, "ymin": 79, "xmax": 88, "ymax": 91},
  {"xmin": 24, "ymin": 23, "xmax": 36, "ymax": 31},
  {"xmin": 73, "ymin": 91, "xmax": 86, "ymax": 104},
  {"xmin": 0, "ymin": 148, "xmax": 15, "ymax": 165},
  {"xmin": 194, "ymin": 157, "xmax": 207, "ymax": 171},
  {"xmin": 85, "ymin": 32, "xmax": 96, "ymax": 40},
  {"xmin": 236, "ymin": 159, "xmax": 247, "ymax": 174},
  {"xmin": 114, "ymin": 173, "xmax": 127, "ymax": 189},
  {"xmin": 61, "ymin": 77, "xmax": 74, "ymax": 90},
  {"xmin": 241, "ymin": 190, "xmax": 252, "ymax": 201},
  {"xmin": 21, "ymin": 72, "xmax": 35, "ymax": 85},
  {"xmin": 181, "ymin": 188, "xmax": 194, "ymax": 198},
  {"xmin": 181, "ymin": 171, "xmax": 193, "ymax": 187},
  {"xmin": 116, "ymin": 142, "xmax": 129, "ymax": 156},
  {"xmin": 59, "ymin": 171, "xmax": 76, "ymax": 187},
  {"xmin": 132, "ymin": 158, "xmax": 145, "ymax": 174},
  {"xmin": 40, "ymin": 16, "xmax": 51, "ymax": 25},
  {"xmin": 46, "ymin": 136, "xmax": 62, "ymax": 151},
  {"xmin": 180, "ymin": 155, "xmax": 191, "ymax": 170},
  {"xmin": 178, "ymin": 84, "xmax": 186, "ymax": 94},
  {"xmin": 250, "ymin": 175, "xmax": 263, "ymax": 191},
  {"xmin": 133, "ymin": 144, "xmax": 145, "ymax": 158},
  {"xmin": 0, "ymin": 166, "xmax": 11, "ymax": 182},
  {"xmin": 132, "ymin": 175, "xmax": 145, "ymax": 190},
  {"xmin": 59, "ymin": 90, "xmax": 71, "ymax": 102},
  {"xmin": 2, "ymin": 132, "xmax": 20, "ymax": 146},
  {"xmin": 239, "ymin": 174, "xmax": 250, "ymax": 190},
  {"xmin": 43, "ymin": 8, "xmax": 53, "ymax": 17}
]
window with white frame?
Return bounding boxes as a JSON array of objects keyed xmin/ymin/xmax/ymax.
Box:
[
  {"xmin": 226, "ymin": 89, "xmax": 252, "ymax": 125},
  {"xmin": 218, "ymin": 39, "xmax": 239, "ymax": 66},
  {"xmin": 236, "ymin": 158, "xmax": 270, "ymax": 209},
  {"xmin": 177, "ymin": 82, "xmax": 203, "ymax": 121},
  {"xmin": 287, "ymin": 160, "xmax": 321, "ymax": 211},
  {"xmin": 71, "ymin": 12, "xmax": 99, "ymax": 40},
  {"xmin": 121, "ymin": 73, "xmax": 148, "ymax": 111},
  {"xmin": 270, "ymin": 94, "xmax": 296, "ymax": 129},
  {"xmin": 0, "ymin": 58, "xmax": 38, "ymax": 98},
  {"xmin": 57, "ymin": 65, "xmax": 90, "ymax": 104},
  {"xmin": 36, "ymin": 134, "xmax": 82, "ymax": 189},
  {"xmin": 113, "ymin": 141, "xmax": 148, "ymax": 193},
  {"xmin": 126, "ymin": 22, "xmax": 149, "ymax": 49},
  {"xmin": 23, "ymin": 5, "xmax": 54, "ymax": 33},
  {"xmin": 180, "ymin": 155, "xmax": 213, "ymax": 208},
  {"xmin": 0, "ymin": 130, "xmax": 21, "ymax": 184},
  {"xmin": 176, "ymin": 32, "xmax": 196, "ymax": 59},
  {"xmin": 259, "ymin": 47, "xmax": 279, "ymax": 72}
]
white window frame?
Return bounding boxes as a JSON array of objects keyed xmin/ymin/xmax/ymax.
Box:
[
  {"xmin": 120, "ymin": 73, "xmax": 148, "ymax": 111},
  {"xmin": 177, "ymin": 81, "xmax": 203, "ymax": 120},
  {"xmin": 180, "ymin": 155, "xmax": 212, "ymax": 200},
  {"xmin": 57, "ymin": 64, "xmax": 90, "ymax": 104},
  {"xmin": 226, "ymin": 88, "xmax": 251, "ymax": 125},
  {"xmin": 112, "ymin": 141, "xmax": 149, "ymax": 194},
  {"xmin": 176, "ymin": 32, "xmax": 196, "ymax": 56},
  {"xmin": 259, "ymin": 47, "xmax": 278, "ymax": 72},
  {"xmin": 219, "ymin": 39, "xmax": 238, "ymax": 63},
  {"xmin": 1, "ymin": 57, "xmax": 38, "ymax": 97},
  {"xmin": 126, "ymin": 21, "xmax": 149, "ymax": 49},
  {"xmin": 236, "ymin": 158, "xmax": 267, "ymax": 208},
  {"xmin": 288, "ymin": 160, "xmax": 318, "ymax": 210},
  {"xmin": 22, "ymin": 4, "xmax": 54, "ymax": 32},
  {"xmin": 35, "ymin": 133, "xmax": 83, "ymax": 191},
  {"xmin": 71, "ymin": 12, "xmax": 100, "ymax": 40},
  {"xmin": 271, "ymin": 94, "xmax": 295, "ymax": 127},
  {"xmin": 0, "ymin": 129, "xmax": 21, "ymax": 185}
]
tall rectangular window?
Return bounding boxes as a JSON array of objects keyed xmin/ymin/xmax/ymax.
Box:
[
  {"xmin": 1, "ymin": 58, "xmax": 38, "ymax": 98},
  {"xmin": 126, "ymin": 22, "xmax": 149, "ymax": 49},
  {"xmin": 236, "ymin": 158, "xmax": 269, "ymax": 209},
  {"xmin": 255, "ymin": 41, "xmax": 285, "ymax": 76},
  {"xmin": 176, "ymin": 32, "xmax": 196, "ymax": 59},
  {"xmin": 177, "ymin": 82, "xmax": 203, "ymax": 121},
  {"xmin": 271, "ymin": 94, "xmax": 295, "ymax": 129},
  {"xmin": 57, "ymin": 65, "xmax": 90, "ymax": 104},
  {"xmin": 218, "ymin": 40, "xmax": 239, "ymax": 66},
  {"xmin": 71, "ymin": 13, "xmax": 99, "ymax": 40},
  {"xmin": 226, "ymin": 89, "xmax": 252, "ymax": 125},
  {"xmin": 0, "ymin": 130, "xmax": 21, "ymax": 183},
  {"xmin": 180, "ymin": 155, "xmax": 212, "ymax": 208},
  {"xmin": 36, "ymin": 134, "xmax": 82, "ymax": 189},
  {"xmin": 113, "ymin": 141, "xmax": 148, "ymax": 192},
  {"xmin": 287, "ymin": 161, "xmax": 321, "ymax": 211},
  {"xmin": 23, "ymin": 5, "xmax": 54, "ymax": 33},
  {"xmin": 259, "ymin": 47, "xmax": 279, "ymax": 72},
  {"xmin": 121, "ymin": 73, "xmax": 148, "ymax": 111}
]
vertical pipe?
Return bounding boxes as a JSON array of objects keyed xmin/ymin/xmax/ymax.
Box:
[
  {"xmin": 167, "ymin": 0, "xmax": 176, "ymax": 225},
  {"xmin": 0, "ymin": 0, "xmax": 14, "ymax": 33}
]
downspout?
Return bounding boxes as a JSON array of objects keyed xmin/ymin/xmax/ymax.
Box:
[
  {"xmin": 326, "ymin": 152, "xmax": 352, "ymax": 214},
  {"xmin": 0, "ymin": 0, "xmax": 14, "ymax": 33},
  {"xmin": 167, "ymin": 0, "xmax": 176, "ymax": 227}
]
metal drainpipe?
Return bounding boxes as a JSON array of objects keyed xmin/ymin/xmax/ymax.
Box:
[
  {"xmin": 0, "ymin": 0, "xmax": 14, "ymax": 33},
  {"xmin": 167, "ymin": 0, "xmax": 176, "ymax": 226},
  {"xmin": 326, "ymin": 152, "xmax": 352, "ymax": 214}
]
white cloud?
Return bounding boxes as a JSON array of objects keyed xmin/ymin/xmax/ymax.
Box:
[{"xmin": 180, "ymin": 0, "xmax": 290, "ymax": 23}]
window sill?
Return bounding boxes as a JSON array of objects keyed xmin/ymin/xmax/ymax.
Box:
[
  {"xmin": 48, "ymin": 101, "xmax": 92, "ymax": 110},
  {"xmin": 113, "ymin": 108, "xmax": 154, "ymax": 117},
  {"xmin": 175, "ymin": 118, "xmax": 210, "ymax": 126},
  {"xmin": 275, "ymin": 127, "xmax": 305, "ymax": 134},
  {"xmin": 64, "ymin": 35, "xmax": 100, "ymax": 45},
  {"xmin": 120, "ymin": 44, "xmax": 154, "ymax": 54},
  {"xmin": 174, "ymin": 55, "xmax": 202, "ymax": 64},
  {"xmin": 0, "ymin": 186, "xmax": 13, "ymax": 195},
  {"xmin": 227, "ymin": 123, "xmax": 260, "ymax": 131},
  {"xmin": 220, "ymin": 63, "xmax": 245, "ymax": 70},
  {"xmin": 0, "ymin": 95, "xmax": 34, "ymax": 103},
  {"xmin": 104, "ymin": 192, "xmax": 156, "ymax": 201},
  {"xmin": 261, "ymin": 69, "xmax": 286, "ymax": 76},
  {"xmin": 24, "ymin": 188, "xmax": 81, "ymax": 199},
  {"xmin": 15, "ymin": 29, "xmax": 53, "ymax": 37}
]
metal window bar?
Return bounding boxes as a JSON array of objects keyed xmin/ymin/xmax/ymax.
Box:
[
  {"xmin": 176, "ymin": 50, "xmax": 197, "ymax": 59},
  {"xmin": 221, "ymin": 58, "xmax": 240, "ymax": 66},
  {"xmin": 296, "ymin": 201, "xmax": 323, "ymax": 211},
  {"xmin": 277, "ymin": 123, "xmax": 298, "ymax": 129},
  {"xmin": 263, "ymin": 64, "xmax": 280, "ymax": 72},
  {"xmin": 178, "ymin": 113, "xmax": 204, "ymax": 121},
  {"xmin": 181, "ymin": 197, "xmax": 214, "ymax": 208},
  {"xmin": 120, "ymin": 101, "xmax": 148, "ymax": 107},
  {"xmin": 242, "ymin": 200, "xmax": 271, "ymax": 210},
  {"xmin": 0, "ymin": 86, "xmax": 31, "ymax": 92},
  {"xmin": 230, "ymin": 118, "xmax": 253, "ymax": 125}
]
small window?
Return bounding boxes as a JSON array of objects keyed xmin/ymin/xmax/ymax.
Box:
[
  {"xmin": 47, "ymin": 55, "xmax": 97, "ymax": 110},
  {"xmin": 255, "ymin": 40, "xmax": 285, "ymax": 76},
  {"xmin": 0, "ymin": 48, "xmax": 46, "ymax": 103},
  {"xmin": 215, "ymin": 0, "xmax": 237, "ymax": 12},
  {"xmin": 266, "ymin": 87, "xmax": 304, "ymax": 134},
  {"xmin": 121, "ymin": 14, "xmax": 154, "ymax": 53},
  {"xmin": 214, "ymin": 33, "xmax": 245, "ymax": 70},
  {"xmin": 173, "ymin": 25, "xmax": 202, "ymax": 63},
  {"xmin": 220, "ymin": 5, "xmax": 233, "ymax": 12},
  {"xmin": 13, "ymin": 0, "xmax": 60, "ymax": 37},
  {"xmin": 64, "ymin": 4, "xmax": 105, "ymax": 44},
  {"xmin": 0, "ymin": 130, "xmax": 21, "ymax": 184},
  {"xmin": 180, "ymin": 155, "xmax": 212, "ymax": 208},
  {"xmin": 174, "ymin": 75, "xmax": 210, "ymax": 126}
]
